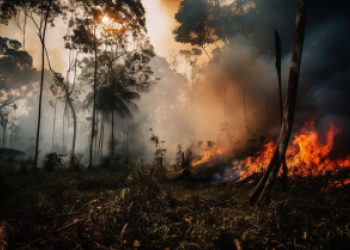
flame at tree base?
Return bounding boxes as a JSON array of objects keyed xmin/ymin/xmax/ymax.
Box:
[{"xmin": 192, "ymin": 118, "xmax": 350, "ymax": 189}]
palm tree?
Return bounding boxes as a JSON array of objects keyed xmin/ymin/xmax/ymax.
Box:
[{"xmin": 83, "ymin": 83, "xmax": 140, "ymax": 159}]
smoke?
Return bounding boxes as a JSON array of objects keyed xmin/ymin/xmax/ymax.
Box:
[
  {"xmin": 1, "ymin": 0, "xmax": 350, "ymax": 166},
  {"xmin": 139, "ymin": 35, "xmax": 281, "ymax": 163},
  {"xmin": 158, "ymin": 0, "xmax": 182, "ymax": 13}
]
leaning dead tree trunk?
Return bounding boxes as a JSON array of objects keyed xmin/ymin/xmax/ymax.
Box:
[
  {"xmin": 249, "ymin": 0, "xmax": 307, "ymax": 204},
  {"xmin": 274, "ymin": 29, "xmax": 288, "ymax": 191}
]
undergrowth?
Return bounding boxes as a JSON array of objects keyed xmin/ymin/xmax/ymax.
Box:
[{"xmin": 0, "ymin": 165, "xmax": 349, "ymax": 250}]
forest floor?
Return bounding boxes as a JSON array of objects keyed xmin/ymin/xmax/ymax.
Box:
[{"xmin": 0, "ymin": 166, "xmax": 350, "ymax": 250}]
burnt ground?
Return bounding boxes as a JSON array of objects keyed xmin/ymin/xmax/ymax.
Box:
[{"xmin": 0, "ymin": 165, "xmax": 350, "ymax": 250}]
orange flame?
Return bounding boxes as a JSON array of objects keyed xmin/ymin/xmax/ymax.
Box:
[
  {"xmin": 239, "ymin": 118, "xmax": 349, "ymax": 179},
  {"xmin": 192, "ymin": 148, "xmax": 224, "ymax": 167},
  {"xmin": 193, "ymin": 118, "xmax": 350, "ymax": 184}
]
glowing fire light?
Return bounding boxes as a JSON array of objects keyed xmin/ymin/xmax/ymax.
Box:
[
  {"xmin": 192, "ymin": 149, "xmax": 224, "ymax": 167},
  {"xmin": 239, "ymin": 118, "xmax": 350, "ymax": 179},
  {"xmin": 193, "ymin": 118, "xmax": 350, "ymax": 185}
]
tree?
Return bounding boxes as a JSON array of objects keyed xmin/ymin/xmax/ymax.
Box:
[
  {"xmin": 0, "ymin": 0, "xmax": 66, "ymax": 168},
  {"xmin": 174, "ymin": 0, "xmax": 255, "ymax": 147},
  {"xmin": 0, "ymin": 110, "xmax": 9, "ymax": 147},
  {"xmin": 79, "ymin": 39, "xmax": 156, "ymax": 160},
  {"xmin": 0, "ymin": 36, "xmax": 39, "ymax": 150},
  {"xmin": 173, "ymin": 0, "xmax": 252, "ymax": 55},
  {"xmin": 249, "ymin": 0, "xmax": 308, "ymax": 204},
  {"xmin": 0, "ymin": 36, "xmax": 39, "ymax": 110},
  {"xmin": 49, "ymin": 84, "xmax": 58, "ymax": 152},
  {"xmin": 67, "ymin": 0, "xmax": 149, "ymax": 167}
]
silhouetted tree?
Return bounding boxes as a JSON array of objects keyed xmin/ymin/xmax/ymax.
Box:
[
  {"xmin": 173, "ymin": 0, "xmax": 252, "ymax": 55},
  {"xmin": 0, "ymin": 36, "xmax": 38, "ymax": 110},
  {"xmin": 0, "ymin": 0, "xmax": 66, "ymax": 168},
  {"xmin": 249, "ymin": 0, "xmax": 308, "ymax": 204},
  {"xmin": 0, "ymin": 110, "xmax": 9, "ymax": 147}
]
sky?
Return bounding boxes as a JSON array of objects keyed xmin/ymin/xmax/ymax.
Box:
[
  {"xmin": 0, "ymin": 0, "xmax": 188, "ymax": 72},
  {"xmin": 1, "ymin": 0, "xmax": 350, "ymax": 163}
]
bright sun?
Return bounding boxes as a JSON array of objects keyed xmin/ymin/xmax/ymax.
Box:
[{"xmin": 102, "ymin": 15, "xmax": 110, "ymax": 25}]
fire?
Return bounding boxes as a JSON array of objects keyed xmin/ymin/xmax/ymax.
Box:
[
  {"xmin": 192, "ymin": 118, "xmax": 350, "ymax": 186},
  {"xmin": 239, "ymin": 118, "xmax": 350, "ymax": 179},
  {"xmin": 192, "ymin": 148, "xmax": 224, "ymax": 167},
  {"xmin": 286, "ymin": 118, "xmax": 341, "ymax": 171}
]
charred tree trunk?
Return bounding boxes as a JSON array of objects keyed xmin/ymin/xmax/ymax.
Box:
[
  {"xmin": 275, "ymin": 29, "xmax": 283, "ymax": 124},
  {"xmin": 249, "ymin": 0, "xmax": 307, "ymax": 204},
  {"xmin": 111, "ymin": 110, "xmax": 114, "ymax": 157},
  {"xmin": 51, "ymin": 93, "xmax": 58, "ymax": 152},
  {"xmin": 34, "ymin": 0, "xmax": 52, "ymax": 168},
  {"xmin": 2, "ymin": 127, "xmax": 5, "ymax": 148},
  {"xmin": 274, "ymin": 28, "xmax": 289, "ymax": 191}
]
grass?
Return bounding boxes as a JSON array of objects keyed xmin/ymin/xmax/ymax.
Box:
[{"xmin": 0, "ymin": 165, "xmax": 350, "ymax": 250}]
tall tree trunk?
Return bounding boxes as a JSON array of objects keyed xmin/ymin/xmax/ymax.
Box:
[
  {"xmin": 79, "ymin": 110, "xmax": 82, "ymax": 150},
  {"xmin": 52, "ymin": 93, "xmax": 58, "ymax": 152},
  {"xmin": 89, "ymin": 24, "xmax": 98, "ymax": 168},
  {"xmin": 99, "ymin": 113, "xmax": 105, "ymax": 160},
  {"xmin": 275, "ymin": 29, "xmax": 283, "ymax": 124},
  {"xmin": 249, "ymin": 0, "xmax": 307, "ymax": 204},
  {"xmin": 111, "ymin": 110, "xmax": 114, "ymax": 157},
  {"xmin": 2, "ymin": 127, "xmax": 5, "ymax": 148},
  {"xmin": 110, "ymin": 41, "xmax": 115, "ymax": 157},
  {"xmin": 66, "ymin": 91, "xmax": 76, "ymax": 154},
  {"xmin": 23, "ymin": 14, "xmax": 27, "ymax": 50},
  {"xmin": 275, "ymin": 28, "xmax": 288, "ymax": 190},
  {"xmin": 34, "ymin": 0, "xmax": 52, "ymax": 168},
  {"xmin": 98, "ymin": 113, "xmax": 102, "ymax": 160},
  {"xmin": 67, "ymin": 53, "xmax": 78, "ymax": 155},
  {"xmin": 63, "ymin": 103, "xmax": 68, "ymax": 151},
  {"xmin": 126, "ymin": 104, "xmax": 130, "ymax": 162}
]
